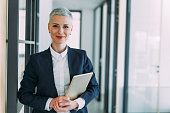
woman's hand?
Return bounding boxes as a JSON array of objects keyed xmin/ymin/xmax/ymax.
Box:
[
  {"xmin": 50, "ymin": 96, "xmax": 78, "ymax": 112},
  {"xmin": 58, "ymin": 99, "xmax": 79, "ymax": 111}
]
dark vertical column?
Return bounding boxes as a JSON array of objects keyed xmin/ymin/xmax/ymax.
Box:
[
  {"xmin": 123, "ymin": 0, "xmax": 131, "ymax": 113},
  {"xmin": 98, "ymin": 6, "xmax": 103, "ymax": 102},
  {"xmin": 7, "ymin": 0, "xmax": 19, "ymax": 113},
  {"xmin": 31, "ymin": 0, "xmax": 36, "ymax": 53},
  {"xmin": 35, "ymin": 0, "xmax": 40, "ymax": 53},
  {"xmin": 104, "ymin": 0, "xmax": 111, "ymax": 112},
  {"xmin": 26, "ymin": 0, "xmax": 32, "ymax": 41},
  {"xmin": 25, "ymin": 0, "xmax": 32, "ymax": 65},
  {"xmin": 92, "ymin": 9, "xmax": 96, "ymax": 64},
  {"xmin": 111, "ymin": 0, "xmax": 120, "ymax": 112},
  {"xmin": 80, "ymin": 11, "xmax": 82, "ymax": 49}
]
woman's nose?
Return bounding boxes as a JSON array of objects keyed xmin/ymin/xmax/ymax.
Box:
[{"xmin": 58, "ymin": 27, "xmax": 64, "ymax": 34}]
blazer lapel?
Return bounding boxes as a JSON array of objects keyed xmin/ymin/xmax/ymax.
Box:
[{"xmin": 67, "ymin": 46, "xmax": 74, "ymax": 80}]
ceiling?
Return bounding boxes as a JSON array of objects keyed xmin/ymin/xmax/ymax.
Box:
[{"xmin": 52, "ymin": 0, "xmax": 104, "ymax": 10}]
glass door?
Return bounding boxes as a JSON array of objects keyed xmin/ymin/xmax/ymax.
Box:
[
  {"xmin": 128, "ymin": 0, "xmax": 162, "ymax": 112},
  {"xmin": 159, "ymin": 0, "xmax": 170, "ymax": 112}
]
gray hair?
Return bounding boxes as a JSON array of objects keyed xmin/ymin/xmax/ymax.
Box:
[{"xmin": 49, "ymin": 8, "xmax": 73, "ymax": 23}]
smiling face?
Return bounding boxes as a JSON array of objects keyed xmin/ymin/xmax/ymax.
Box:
[{"xmin": 48, "ymin": 15, "xmax": 73, "ymax": 46}]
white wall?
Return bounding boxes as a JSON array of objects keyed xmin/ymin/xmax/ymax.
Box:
[
  {"xmin": 116, "ymin": 0, "xmax": 170, "ymax": 112},
  {"xmin": 0, "ymin": 0, "xmax": 7, "ymax": 113},
  {"xmin": 39, "ymin": 0, "xmax": 52, "ymax": 52}
]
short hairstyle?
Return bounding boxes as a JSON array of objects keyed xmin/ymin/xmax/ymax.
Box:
[{"xmin": 49, "ymin": 8, "xmax": 73, "ymax": 23}]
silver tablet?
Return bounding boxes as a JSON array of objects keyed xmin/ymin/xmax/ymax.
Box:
[{"xmin": 65, "ymin": 72, "xmax": 93, "ymax": 100}]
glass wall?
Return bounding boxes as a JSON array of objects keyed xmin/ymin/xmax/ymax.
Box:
[
  {"xmin": 108, "ymin": 0, "xmax": 117, "ymax": 112},
  {"xmin": 88, "ymin": 7, "xmax": 101, "ymax": 113},
  {"xmin": 17, "ymin": 44, "xmax": 25, "ymax": 113},
  {"xmin": 90, "ymin": 2, "xmax": 108, "ymax": 113},
  {"xmin": 17, "ymin": 0, "xmax": 39, "ymax": 113},
  {"xmin": 101, "ymin": 2, "xmax": 108, "ymax": 96},
  {"xmin": 19, "ymin": 0, "xmax": 26, "ymax": 40},
  {"xmin": 18, "ymin": 0, "xmax": 26, "ymax": 112},
  {"xmin": 93, "ymin": 7, "xmax": 101, "ymax": 92},
  {"xmin": 127, "ymin": 0, "xmax": 170, "ymax": 112},
  {"xmin": 93, "ymin": 3, "xmax": 108, "ymax": 104},
  {"xmin": 128, "ymin": 0, "xmax": 161, "ymax": 112},
  {"xmin": 92, "ymin": 1, "xmax": 120, "ymax": 113},
  {"xmin": 116, "ymin": 0, "xmax": 127, "ymax": 113},
  {"xmin": 159, "ymin": 0, "xmax": 170, "ymax": 112}
]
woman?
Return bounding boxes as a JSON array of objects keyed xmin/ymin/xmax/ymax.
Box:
[{"xmin": 18, "ymin": 8, "xmax": 99, "ymax": 113}]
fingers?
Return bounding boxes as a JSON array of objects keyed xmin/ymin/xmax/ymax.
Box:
[
  {"xmin": 59, "ymin": 100, "xmax": 71, "ymax": 107},
  {"xmin": 52, "ymin": 96, "xmax": 71, "ymax": 112},
  {"xmin": 54, "ymin": 105, "xmax": 70, "ymax": 112},
  {"xmin": 53, "ymin": 100, "xmax": 60, "ymax": 110},
  {"xmin": 58, "ymin": 100, "xmax": 78, "ymax": 111},
  {"xmin": 53, "ymin": 103, "xmax": 70, "ymax": 113},
  {"xmin": 58, "ymin": 96, "xmax": 70, "ymax": 101}
]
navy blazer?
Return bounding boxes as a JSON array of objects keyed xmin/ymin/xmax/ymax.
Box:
[{"xmin": 18, "ymin": 47, "xmax": 99, "ymax": 113}]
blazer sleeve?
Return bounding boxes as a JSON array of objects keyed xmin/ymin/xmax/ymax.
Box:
[
  {"xmin": 18, "ymin": 55, "xmax": 48, "ymax": 111},
  {"xmin": 79, "ymin": 51, "xmax": 99, "ymax": 106}
]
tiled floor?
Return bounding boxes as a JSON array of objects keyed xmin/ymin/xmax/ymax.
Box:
[{"xmin": 87, "ymin": 98, "xmax": 105, "ymax": 113}]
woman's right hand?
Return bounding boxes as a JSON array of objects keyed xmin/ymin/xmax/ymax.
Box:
[{"xmin": 50, "ymin": 96, "xmax": 70, "ymax": 112}]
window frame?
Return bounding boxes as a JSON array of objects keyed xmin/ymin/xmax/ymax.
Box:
[{"xmin": 7, "ymin": 0, "xmax": 39, "ymax": 113}]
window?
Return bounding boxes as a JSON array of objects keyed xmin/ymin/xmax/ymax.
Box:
[
  {"xmin": 67, "ymin": 11, "xmax": 81, "ymax": 49},
  {"xmin": 7, "ymin": 0, "xmax": 39, "ymax": 113}
]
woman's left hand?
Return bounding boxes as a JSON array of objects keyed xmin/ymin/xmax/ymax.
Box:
[{"xmin": 53, "ymin": 97, "xmax": 79, "ymax": 112}]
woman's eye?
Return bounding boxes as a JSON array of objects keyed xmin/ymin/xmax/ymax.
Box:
[
  {"xmin": 53, "ymin": 25, "xmax": 58, "ymax": 27},
  {"xmin": 64, "ymin": 26, "xmax": 69, "ymax": 29}
]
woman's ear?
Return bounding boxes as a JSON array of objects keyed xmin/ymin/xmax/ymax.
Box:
[
  {"xmin": 70, "ymin": 26, "xmax": 73, "ymax": 35},
  {"xmin": 71, "ymin": 25, "xmax": 73, "ymax": 32}
]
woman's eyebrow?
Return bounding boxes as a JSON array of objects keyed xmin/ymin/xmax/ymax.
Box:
[
  {"xmin": 52, "ymin": 23, "xmax": 70, "ymax": 25},
  {"xmin": 52, "ymin": 23, "xmax": 58, "ymax": 25}
]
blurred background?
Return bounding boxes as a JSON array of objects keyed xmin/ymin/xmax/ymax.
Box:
[{"xmin": 1, "ymin": 0, "xmax": 170, "ymax": 113}]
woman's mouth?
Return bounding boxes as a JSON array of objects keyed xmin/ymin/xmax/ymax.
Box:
[{"xmin": 56, "ymin": 36, "xmax": 65, "ymax": 39}]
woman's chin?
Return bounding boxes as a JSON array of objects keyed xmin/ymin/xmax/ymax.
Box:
[{"xmin": 52, "ymin": 41, "xmax": 66, "ymax": 45}]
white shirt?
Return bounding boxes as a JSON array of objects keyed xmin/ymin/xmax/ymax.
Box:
[{"xmin": 45, "ymin": 46, "xmax": 85, "ymax": 112}]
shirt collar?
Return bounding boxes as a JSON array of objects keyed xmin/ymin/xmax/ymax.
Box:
[{"xmin": 50, "ymin": 45, "xmax": 68, "ymax": 60}]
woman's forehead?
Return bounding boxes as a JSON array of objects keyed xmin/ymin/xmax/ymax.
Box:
[{"xmin": 50, "ymin": 15, "xmax": 72, "ymax": 24}]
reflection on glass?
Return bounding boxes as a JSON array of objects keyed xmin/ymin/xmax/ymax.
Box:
[
  {"xmin": 128, "ymin": 0, "xmax": 161, "ymax": 112},
  {"xmin": 17, "ymin": 43, "xmax": 25, "ymax": 113},
  {"xmin": 19, "ymin": 0, "xmax": 26, "ymax": 40},
  {"xmin": 18, "ymin": 43, "xmax": 25, "ymax": 89},
  {"xmin": 17, "ymin": 101, "xmax": 24, "ymax": 113},
  {"xmin": 20, "ymin": 106, "xmax": 24, "ymax": 113},
  {"xmin": 66, "ymin": 12, "xmax": 80, "ymax": 49}
]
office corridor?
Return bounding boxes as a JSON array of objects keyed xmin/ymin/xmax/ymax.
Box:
[{"xmin": 1, "ymin": 0, "xmax": 170, "ymax": 113}]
